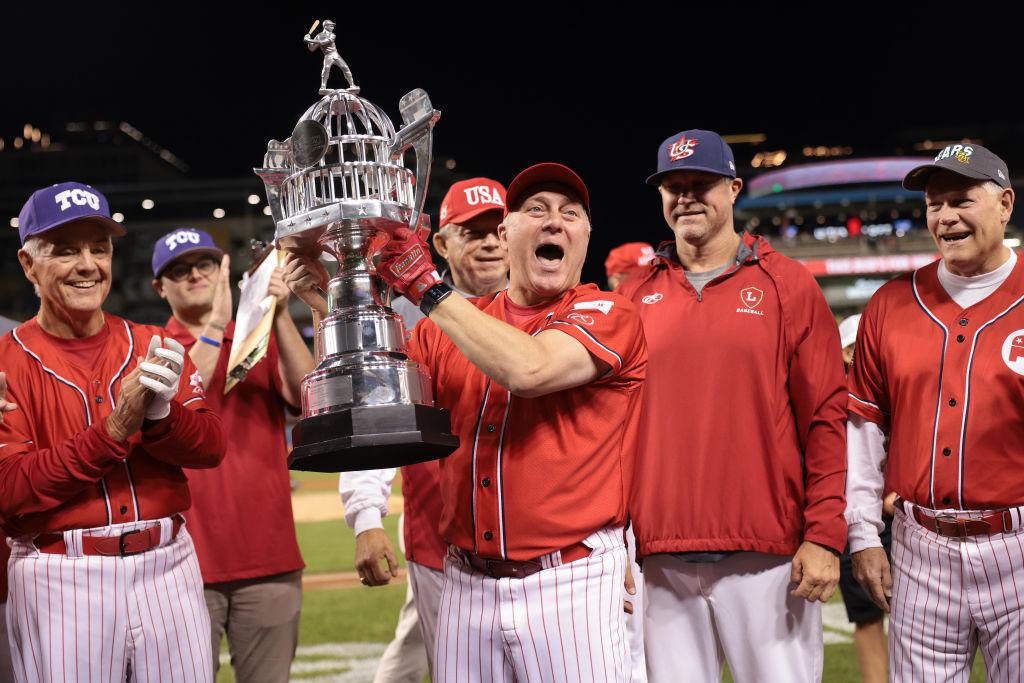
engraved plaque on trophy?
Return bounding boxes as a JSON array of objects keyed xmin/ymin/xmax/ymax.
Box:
[{"xmin": 255, "ymin": 21, "xmax": 458, "ymax": 472}]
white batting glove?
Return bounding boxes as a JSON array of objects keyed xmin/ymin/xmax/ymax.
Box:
[{"xmin": 138, "ymin": 336, "xmax": 185, "ymax": 420}]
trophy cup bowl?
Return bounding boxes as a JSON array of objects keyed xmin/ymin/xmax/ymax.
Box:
[{"xmin": 256, "ymin": 75, "xmax": 458, "ymax": 472}]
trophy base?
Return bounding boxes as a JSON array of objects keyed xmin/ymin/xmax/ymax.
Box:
[{"xmin": 289, "ymin": 403, "xmax": 459, "ymax": 472}]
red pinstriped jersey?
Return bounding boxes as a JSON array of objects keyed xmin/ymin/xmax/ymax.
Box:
[
  {"xmin": 0, "ymin": 314, "xmax": 225, "ymax": 537},
  {"xmin": 409, "ymin": 285, "xmax": 647, "ymax": 561},
  {"xmin": 849, "ymin": 255, "xmax": 1024, "ymax": 509}
]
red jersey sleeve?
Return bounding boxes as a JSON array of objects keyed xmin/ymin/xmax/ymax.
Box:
[
  {"xmin": 545, "ymin": 291, "xmax": 646, "ymax": 382},
  {"xmin": 139, "ymin": 353, "xmax": 225, "ymax": 469},
  {"xmin": 847, "ymin": 296, "xmax": 890, "ymax": 428},
  {"xmin": 407, "ymin": 315, "xmax": 439, "ymax": 375},
  {"xmin": 784, "ymin": 271, "xmax": 848, "ymax": 554},
  {"xmin": 0, "ymin": 380, "xmax": 128, "ymax": 519}
]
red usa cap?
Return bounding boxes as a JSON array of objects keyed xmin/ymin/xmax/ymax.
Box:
[
  {"xmin": 439, "ymin": 178, "xmax": 507, "ymax": 228},
  {"xmin": 505, "ymin": 163, "xmax": 591, "ymax": 218}
]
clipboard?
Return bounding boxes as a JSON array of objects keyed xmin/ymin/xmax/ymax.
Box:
[{"xmin": 225, "ymin": 246, "xmax": 283, "ymax": 394}]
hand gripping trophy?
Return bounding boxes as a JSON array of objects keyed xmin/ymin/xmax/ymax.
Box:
[{"xmin": 255, "ymin": 23, "xmax": 458, "ymax": 472}]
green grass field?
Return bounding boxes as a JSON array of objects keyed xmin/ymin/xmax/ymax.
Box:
[{"xmin": 214, "ymin": 473, "xmax": 986, "ymax": 682}]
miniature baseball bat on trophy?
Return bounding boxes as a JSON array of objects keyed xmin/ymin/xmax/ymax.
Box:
[{"xmin": 255, "ymin": 20, "xmax": 458, "ymax": 472}]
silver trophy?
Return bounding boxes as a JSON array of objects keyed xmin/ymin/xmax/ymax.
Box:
[{"xmin": 255, "ymin": 26, "xmax": 458, "ymax": 472}]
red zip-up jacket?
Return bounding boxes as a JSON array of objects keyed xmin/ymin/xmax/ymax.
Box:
[
  {"xmin": 0, "ymin": 314, "xmax": 226, "ymax": 537},
  {"xmin": 620, "ymin": 234, "xmax": 847, "ymax": 557}
]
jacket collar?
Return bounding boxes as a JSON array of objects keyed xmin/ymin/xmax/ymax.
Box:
[{"xmin": 654, "ymin": 231, "xmax": 772, "ymax": 269}]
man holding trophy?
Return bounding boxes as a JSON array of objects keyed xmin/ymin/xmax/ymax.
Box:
[
  {"xmin": 261, "ymin": 31, "xmax": 644, "ymax": 680},
  {"xmin": 337, "ymin": 176, "xmax": 510, "ymax": 682},
  {"xmin": 285, "ymin": 163, "xmax": 646, "ymax": 681}
]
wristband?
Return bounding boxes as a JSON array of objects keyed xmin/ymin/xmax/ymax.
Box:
[
  {"xmin": 198, "ymin": 335, "xmax": 222, "ymax": 348},
  {"xmin": 419, "ymin": 282, "xmax": 453, "ymax": 317}
]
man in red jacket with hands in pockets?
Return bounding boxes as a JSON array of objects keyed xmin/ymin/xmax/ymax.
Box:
[{"xmin": 620, "ymin": 130, "xmax": 848, "ymax": 683}]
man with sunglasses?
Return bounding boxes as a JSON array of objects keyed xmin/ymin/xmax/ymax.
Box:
[{"xmin": 152, "ymin": 228, "xmax": 314, "ymax": 682}]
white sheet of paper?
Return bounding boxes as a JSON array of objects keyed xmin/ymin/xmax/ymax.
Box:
[{"xmin": 234, "ymin": 253, "xmax": 278, "ymax": 347}]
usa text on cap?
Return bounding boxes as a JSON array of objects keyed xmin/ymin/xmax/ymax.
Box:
[{"xmin": 439, "ymin": 178, "xmax": 507, "ymax": 228}]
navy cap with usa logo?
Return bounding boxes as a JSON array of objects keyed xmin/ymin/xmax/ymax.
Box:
[
  {"xmin": 17, "ymin": 181, "xmax": 126, "ymax": 245},
  {"xmin": 646, "ymin": 129, "xmax": 737, "ymax": 185},
  {"xmin": 903, "ymin": 142, "xmax": 1011, "ymax": 191}
]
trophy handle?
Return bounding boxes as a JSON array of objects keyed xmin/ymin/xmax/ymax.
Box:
[{"xmin": 391, "ymin": 88, "xmax": 441, "ymax": 239}]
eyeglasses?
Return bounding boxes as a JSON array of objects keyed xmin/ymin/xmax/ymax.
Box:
[{"xmin": 163, "ymin": 257, "xmax": 219, "ymax": 282}]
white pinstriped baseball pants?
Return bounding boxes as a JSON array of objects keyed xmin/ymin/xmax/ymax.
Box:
[
  {"xmin": 5, "ymin": 519, "xmax": 212, "ymax": 683},
  {"xmin": 434, "ymin": 527, "xmax": 630, "ymax": 682},
  {"xmin": 890, "ymin": 507, "xmax": 1024, "ymax": 682}
]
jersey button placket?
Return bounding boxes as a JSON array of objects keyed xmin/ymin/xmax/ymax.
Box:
[{"xmin": 475, "ymin": 389, "xmax": 506, "ymax": 556}]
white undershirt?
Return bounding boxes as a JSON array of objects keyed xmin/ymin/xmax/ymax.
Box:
[
  {"xmin": 846, "ymin": 250, "xmax": 1017, "ymax": 552},
  {"xmin": 936, "ymin": 248, "xmax": 1017, "ymax": 309}
]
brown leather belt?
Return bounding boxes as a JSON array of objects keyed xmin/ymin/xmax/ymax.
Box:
[
  {"xmin": 461, "ymin": 542, "xmax": 592, "ymax": 579},
  {"xmin": 34, "ymin": 516, "xmax": 184, "ymax": 557},
  {"xmin": 896, "ymin": 497, "xmax": 1016, "ymax": 538}
]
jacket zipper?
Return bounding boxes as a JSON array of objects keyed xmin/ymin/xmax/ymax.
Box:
[{"xmin": 693, "ymin": 261, "xmax": 744, "ymax": 303}]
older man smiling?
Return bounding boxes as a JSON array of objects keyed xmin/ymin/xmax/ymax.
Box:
[{"xmin": 0, "ymin": 181, "xmax": 225, "ymax": 683}]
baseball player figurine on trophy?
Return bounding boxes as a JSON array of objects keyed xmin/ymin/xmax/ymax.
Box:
[
  {"xmin": 255, "ymin": 24, "xmax": 458, "ymax": 472},
  {"xmin": 304, "ymin": 19, "xmax": 358, "ymax": 94}
]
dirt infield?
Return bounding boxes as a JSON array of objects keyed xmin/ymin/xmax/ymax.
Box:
[{"xmin": 303, "ymin": 569, "xmax": 407, "ymax": 591}]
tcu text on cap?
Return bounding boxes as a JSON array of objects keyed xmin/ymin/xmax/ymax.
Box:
[
  {"xmin": 165, "ymin": 230, "xmax": 202, "ymax": 251},
  {"xmin": 54, "ymin": 188, "xmax": 100, "ymax": 211}
]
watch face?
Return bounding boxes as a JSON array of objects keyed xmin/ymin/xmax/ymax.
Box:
[{"xmin": 420, "ymin": 283, "xmax": 452, "ymax": 313}]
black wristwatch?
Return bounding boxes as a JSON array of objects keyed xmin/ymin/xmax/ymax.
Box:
[{"xmin": 419, "ymin": 282, "xmax": 453, "ymax": 316}]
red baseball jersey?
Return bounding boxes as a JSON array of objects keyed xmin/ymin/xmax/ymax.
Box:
[
  {"xmin": 164, "ymin": 318, "xmax": 304, "ymax": 584},
  {"xmin": 0, "ymin": 314, "xmax": 225, "ymax": 537},
  {"xmin": 849, "ymin": 255, "xmax": 1024, "ymax": 510},
  {"xmin": 401, "ymin": 459, "xmax": 446, "ymax": 570},
  {"xmin": 408, "ymin": 285, "xmax": 647, "ymax": 561},
  {"xmin": 620, "ymin": 234, "xmax": 849, "ymax": 557}
]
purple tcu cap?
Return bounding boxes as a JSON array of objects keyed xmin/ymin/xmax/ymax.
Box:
[
  {"xmin": 17, "ymin": 181, "xmax": 125, "ymax": 245},
  {"xmin": 646, "ymin": 129, "xmax": 737, "ymax": 185},
  {"xmin": 152, "ymin": 228, "xmax": 224, "ymax": 277}
]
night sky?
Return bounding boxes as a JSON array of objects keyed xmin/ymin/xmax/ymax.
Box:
[{"xmin": 2, "ymin": 9, "xmax": 1016, "ymax": 284}]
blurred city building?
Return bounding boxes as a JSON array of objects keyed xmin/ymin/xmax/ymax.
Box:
[
  {"xmin": 726, "ymin": 128, "xmax": 1023, "ymax": 316},
  {"xmin": 0, "ymin": 121, "xmax": 456, "ymax": 329}
]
